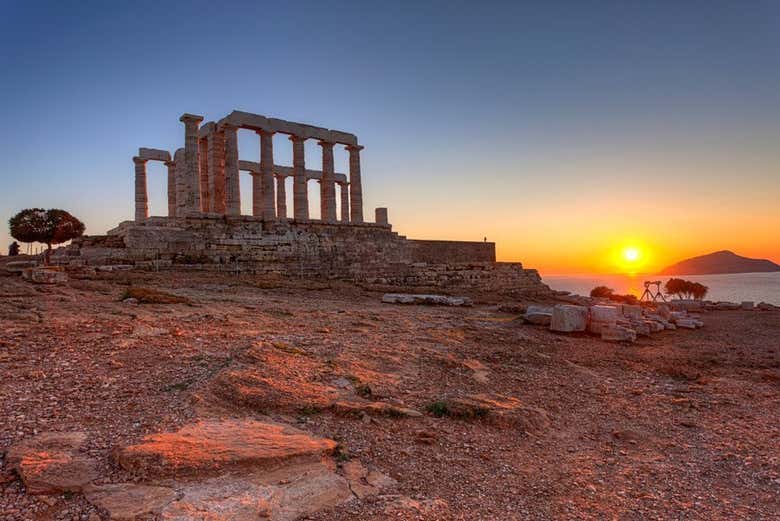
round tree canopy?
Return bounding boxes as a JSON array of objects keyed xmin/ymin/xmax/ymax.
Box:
[{"xmin": 9, "ymin": 208, "xmax": 85, "ymax": 247}]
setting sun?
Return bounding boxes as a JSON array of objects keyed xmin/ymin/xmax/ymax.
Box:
[{"xmin": 623, "ymin": 247, "xmax": 640, "ymax": 262}]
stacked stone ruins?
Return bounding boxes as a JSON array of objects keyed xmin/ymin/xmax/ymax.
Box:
[{"xmin": 57, "ymin": 110, "xmax": 550, "ymax": 295}]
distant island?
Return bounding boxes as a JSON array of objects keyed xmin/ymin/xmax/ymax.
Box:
[{"xmin": 660, "ymin": 250, "xmax": 780, "ymax": 275}]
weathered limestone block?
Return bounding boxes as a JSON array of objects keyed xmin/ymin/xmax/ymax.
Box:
[
  {"xmin": 601, "ymin": 324, "xmax": 637, "ymax": 343},
  {"xmin": 622, "ymin": 304, "xmax": 642, "ymax": 320},
  {"xmin": 138, "ymin": 147, "xmax": 171, "ymax": 162},
  {"xmin": 22, "ymin": 266, "xmax": 68, "ymax": 284},
  {"xmin": 588, "ymin": 305, "xmax": 620, "ymax": 334},
  {"xmin": 741, "ymin": 301, "xmax": 754, "ymax": 310},
  {"xmin": 550, "ymin": 305, "xmax": 588, "ymax": 332},
  {"xmin": 523, "ymin": 305, "xmax": 552, "ymax": 325}
]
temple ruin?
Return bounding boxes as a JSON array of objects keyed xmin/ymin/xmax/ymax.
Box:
[
  {"xmin": 132, "ymin": 111, "xmax": 371, "ymax": 225},
  {"xmin": 56, "ymin": 110, "xmax": 550, "ymax": 295}
]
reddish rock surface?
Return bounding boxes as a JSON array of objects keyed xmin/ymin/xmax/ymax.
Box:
[
  {"xmin": 6, "ymin": 432, "xmax": 98, "ymax": 495},
  {"xmin": 84, "ymin": 483, "xmax": 176, "ymax": 520},
  {"xmin": 114, "ymin": 419, "xmax": 337, "ymax": 478}
]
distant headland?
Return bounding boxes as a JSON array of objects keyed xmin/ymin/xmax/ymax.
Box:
[{"xmin": 660, "ymin": 250, "xmax": 780, "ymax": 276}]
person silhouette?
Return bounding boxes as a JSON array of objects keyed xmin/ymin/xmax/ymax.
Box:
[{"xmin": 8, "ymin": 241, "xmax": 20, "ymax": 256}]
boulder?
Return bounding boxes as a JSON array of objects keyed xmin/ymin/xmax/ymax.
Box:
[
  {"xmin": 85, "ymin": 483, "xmax": 177, "ymax": 520},
  {"xmin": 601, "ymin": 324, "xmax": 637, "ymax": 343},
  {"xmin": 550, "ymin": 305, "xmax": 588, "ymax": 333},
  {"xmin": 114, "ymin": 419, "xmax": 337, "ymax": 479},
  {"xmin": 523, "ymin": 305, "xmax": 553, "ymax": 326},
  {"xmin": 656, "ymin": 304, "xmax": 672, "ymax": 320},
  {"xmin": 381, "ymin": 293, "xmax": 472, "ymax": 306},
  {"xmin": 5, "ymin": 432, "xmax": 98, "ymax": 495},
  {"xmin": 757, "ymin": 302, "xmax": 779, "ymax": 311}
]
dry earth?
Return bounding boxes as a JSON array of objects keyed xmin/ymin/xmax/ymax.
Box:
[{"xmin": 1, "ymin": 267, "xmax": 778, "ymax": 520}]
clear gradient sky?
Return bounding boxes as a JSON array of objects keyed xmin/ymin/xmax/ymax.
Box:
[{"xmin": 1, "ymin": 1, "xmax": 778, "ymax": 274}]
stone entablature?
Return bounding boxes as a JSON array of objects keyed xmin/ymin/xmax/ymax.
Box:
[{"xmin": 133, "ymin": 110, "xmax": 367, "ymax": 226}]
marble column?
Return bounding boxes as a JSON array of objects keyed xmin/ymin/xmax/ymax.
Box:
[
  {"xmin": 198, "ymin": 137, "xmax": 210, "ymax": 212},
  {"xmin": 290, "ymin": 135, "xmax": 308, "ymax": 221},
  {"xmin": 339, "ymin": 182, "xmax": 349, "ymax": 223},
  {"xmin": 179, "ymin": 114, "xmax": 204, "ymax": 215},
  {"xmin": 208, "ymin": 130, "xmax": 226, "ymax": 213},
  {"xmin": 276, "ymin": 174, "xmax": 287, "ymax": 221},
  {"xmin": 174, "ymin": 148, "xmax": 187, "ymax": 216},
  {"xmin": 133, "ymin": 157, "xmax": 148, "ymax": 222},
  {"xmin": 165, "ymin": 160, "xmax": 177, "ymax": 217},
  {"xmin": 252, "ymin": 172, "xmax": 262, "ymax": 217},
  {"xmin": 258, "ymin": 130, "xmax": 276, "ymax": 220},
  {"xmin": 346, "ymin": 145, "xmax": 364, "ymax": 223},
  {"xmin": 222, "ymin": 124, "xmax": 241, "ymax": 216},
  {"xmin": 318, "ymin": 141, "xmax": 336, "ymax": 223}
]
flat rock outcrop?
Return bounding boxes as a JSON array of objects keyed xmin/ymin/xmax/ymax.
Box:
[
  {"xmin": 114, "ymin": 419, "xmax": 337, "ymax": 478},
  {"xmin": 84, "ymin": 483, "xmax": 177, "ymax": 520},
  {"xmin": 159, "ymin": 462, "xmax": 354, "ymax": 521},
  {"xmin": 5, "ymin": 432, "xmax": 98, "ymax": 495},
  {"xmin": 445, "ymin": 394, "xmax": 550, "ymax": 432}
]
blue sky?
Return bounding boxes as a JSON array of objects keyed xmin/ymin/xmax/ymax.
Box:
[{"xmin": 1, "ymin": 1, "xmax": 778, "ymax": 271}]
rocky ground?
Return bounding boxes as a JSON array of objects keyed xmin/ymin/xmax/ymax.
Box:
[{"xmin": 0, "ymin": 266, "xmax": 778, "ymax": 520}]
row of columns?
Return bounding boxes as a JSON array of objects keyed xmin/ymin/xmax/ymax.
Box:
[
  {"xmin": 133, "ymin": 115, "xmax": 365, "ymax": 224},
  {"xmin": 218, "ymin": 124, "xmax": 363, "ymax": 224}
]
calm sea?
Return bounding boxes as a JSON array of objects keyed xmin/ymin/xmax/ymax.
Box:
[{"xmin": 541, "ymin": 272, "xmax": 780, "ymax": 306}]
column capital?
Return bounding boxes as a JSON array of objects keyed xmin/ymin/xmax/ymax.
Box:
[
  {"xmin": 179, "ymin": 113, "xmax": 204, "ymax": 124},
  {"xmin": 132, "ymin": 156, "xmax": 147, "ymax": 165},
  {"xmin": 289, "ymin": 134, "xmax": 306, "ymax": 143},
  {"xmin": 164, "ymin": 160, "xmax": 175, "ymax": 167},
  {"xmin": 318, "ymin": 140, "xmax": 335, "ymax": 148},
  {"xmin": 256, "ymin": 128, "xmax": 275, "ymax": 137},
  {"xmin": 345, "ymin": 144, "xmax": 364, "ymax": 152}
]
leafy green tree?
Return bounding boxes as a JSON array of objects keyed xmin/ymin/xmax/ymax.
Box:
[{"xmin": 9, "ymin": 208, "xmax": 85, "ymax": 264}]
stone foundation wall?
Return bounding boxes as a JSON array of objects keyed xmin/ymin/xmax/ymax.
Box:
[
  {"xmin": 407, "ymin": 240, "xmax": 495, "ymax": 263},
  {"xmin": 53, "ymin": 217, "xmax": 550, "ymax": 294}
]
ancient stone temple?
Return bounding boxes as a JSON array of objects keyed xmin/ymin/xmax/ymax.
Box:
[
  {"xmin": 132, "ymin": 111, "xmax": 368, "ymax": 225},
  {"xmin": 57, "ymin": 110, "xmax": 549, "ymax": 295}
]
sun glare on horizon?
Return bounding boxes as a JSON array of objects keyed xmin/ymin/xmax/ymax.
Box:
[{"xmin": 623, "ymin": 247, "xmax": 640, "ymax": 263}]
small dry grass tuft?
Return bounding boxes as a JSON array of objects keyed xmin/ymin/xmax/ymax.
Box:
[{"xmin": 120, "ymin": 286, "xmax": 190, "ymax": 304}]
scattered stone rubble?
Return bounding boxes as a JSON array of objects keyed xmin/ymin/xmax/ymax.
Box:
[
  {"xmin": 381, "ymin": 293, "xmax": 473, "ymax": 306},
  {"xmin": 523, "ymin": 302, "xmax": 706, "ymax": 343}
]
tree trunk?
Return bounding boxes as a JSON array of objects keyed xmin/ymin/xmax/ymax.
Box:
[{"xmin": 44, "ymin": 243, "xmax": 52, "ymax": 266}]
